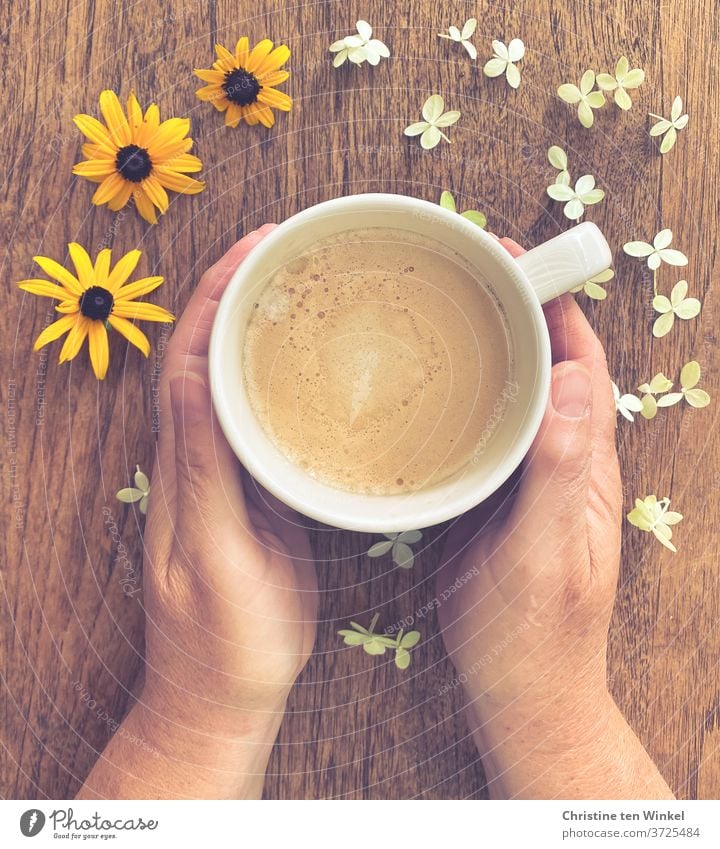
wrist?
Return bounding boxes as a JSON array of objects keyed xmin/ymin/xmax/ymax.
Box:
[
  {"xmin": 117, "ymin": 690, "xmax": 287, "ymax": 799},
  {"xmin": 138, "ymin": 681, "xmax": 289, "ymax": 743}
]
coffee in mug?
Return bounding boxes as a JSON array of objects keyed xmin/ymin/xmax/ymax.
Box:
[{"xmin": 243, "ymin": 227, "xmax": 514, "ymax": 495}]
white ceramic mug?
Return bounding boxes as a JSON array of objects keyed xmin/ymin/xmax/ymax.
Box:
[{"xmin": 209, "ymin": 193, "xmax": 611, "ymax": 532}]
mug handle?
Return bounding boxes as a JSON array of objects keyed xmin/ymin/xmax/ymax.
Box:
[{"xmin": 513, "ymin": 222, "xmax": 613, "ymax": 304}]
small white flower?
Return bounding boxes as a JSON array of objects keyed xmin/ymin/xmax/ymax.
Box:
[
  {"xmin": 116, "ymin": 465, "xmax": 150, "ymax": 514},
  {"xmin": 558, "ymin": 70, "xmax": 605, "ymax": 127},
  {"xmin": 547, "ymin": 145, "xmax": 570, "ymax": 185},
  {"xmin": 637, "ymin": 372, "xmax": 673, "ymax": 419},
  {"xmin": 571, "ymin": 268, "xmax": 614, "ymax": 300},
  {"xmin": 612, "ymin": 381, "xmax": 643, "ymax": 422},
  {"xmin": 627, "ymin": 495, "xmax": 683, "ymax": 553},
  {"xmin": 652, "ymin": 280, "xmax": 701, "ymax": 337},
  {"xmin": 368, "ymin": 530, "xmax": 423, "ymax": 569},
  {"xmin": 438, "ymin": 18, "xmax": 478, "ymax": 60},
  {"xmin": 483, "ymin": 38, "xmax": 525, "ymax": 89},
  {"xmin": 596, "ymin": 56, "xmax": 645, "ymax": 110},
  {"xmin": 547, "ymin": 174, "xmax": 605, "ymax": 220},
  {"xmin": 656, "ymin": 361, "xmax": 710, "ymax": 410},
  {"xmin": 329, "ymin": 20, "xmax": 390, "ymax": 67},
  {"xmin": 623, "ymin": 229, "xmax": 688, "ymax": 271},
  {"xmin": 649, "ymin": 96, "xmax": 689, "ymax": 153},
  {"xmin": 404, "ymin": 95, "xmax": 461, "ymax": 149}
]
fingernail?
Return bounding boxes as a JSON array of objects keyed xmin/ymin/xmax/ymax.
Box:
[{"xmin": 552, "ymin": 366, "xmax": 592, "ymax": 418}]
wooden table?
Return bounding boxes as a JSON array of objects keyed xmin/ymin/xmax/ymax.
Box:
[{"xmin": 3, "ymin": 0, "xmax": 719, "ymax": 800}]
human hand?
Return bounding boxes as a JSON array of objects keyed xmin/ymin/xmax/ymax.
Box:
[
  {"xmin": 141, "ymin": 225, "xmax": 318, "ymax": 735},
  {"xmin": 436, "ymin": 238, "xmax": 672, "ymax": 798},
  {"xmin": 77, "ymin": 227, "xmax": 318, "ymax": 799},
  {"xmin": 438, "ymin": 236, "xmax": 620, "ymax": 711}
]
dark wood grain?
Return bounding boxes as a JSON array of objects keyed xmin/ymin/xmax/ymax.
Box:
[{"xmin": 2, "ymin": 0, "xmax": 719, "ymax": 800}]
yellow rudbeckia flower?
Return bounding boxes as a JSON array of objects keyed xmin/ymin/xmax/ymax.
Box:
[
  {"xmin": 73, "ymin": 91, "xmax": 205, "ymax": 224},
  {"xmin": 18, "ymin": 243, "xmax": 174, "ymax": 379},
  {"xmin": 194, "ymin": 37, "xmax": 292, "ymax": 128}
]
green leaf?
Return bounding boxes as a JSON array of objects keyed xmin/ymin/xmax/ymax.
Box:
[
  {"xmin": 652, "ymin": 312, "xmax": 675, "ymax": 338},
  {"xmin": 394, "ymin": 647, "xmax": 411, "ymax": 669},
  {"xmin": 400, "ymin": 630, "xmax": 421, "ymax": 649},
  {"xmin": 648, "ymin": 373, "xmax": 673, "ymax": 394},
  {"xmin": 460, "ymin": 210, "xmax": 487, "ymax": 228},
  {"xmin": 116, "ymin": 487, "xmax": 143, "ymax": 503},
  {"xmin": 547, "ymin": 145, "xmax": 567, "ymax": 170},
  {"xmin": 368, "ymin": 540, "xmax": 394, "ymax": 557},
  {"xmin": 134, "ymin": 467, "xmax": 150, "ymax": 491},
  {"xmin": 680, "ymin": 361, "xmax": 701, "ymax": 389},
  {"xmin": 339, "ymin": 631, "xmax": 368, "ymax": 646},
  {"xmin": 363, "ymin": 639, "xmax": 388, "ymax": 656},
  {"xmin": 656, "ymin": 392, "xmax": 683, "ymax": 407},
  {"xmin": 393, "ymin": 542, "xmax": 415, "ymax": 569},
  {"xmin": 397, "ymin": 529, "xmax": 422, "ymax": 543},
  {"xmin": 684, "ymin": 388, "xmax": 710, "ymax": 408},
  {"xmin": 584, "ymin": 280, "xmax": 608, "ymax": 300},
  {"xmin": 640, "ymin": 394, "xmax": 657, "ymax": 419},
  {"xmin": 439, "ymin": 190, "xmax": 456, "ymax": 212}
]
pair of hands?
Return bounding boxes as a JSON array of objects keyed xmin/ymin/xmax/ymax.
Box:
[{"xmin": 80, "ymin": 228, "xmax": 669, "ymax": 799}]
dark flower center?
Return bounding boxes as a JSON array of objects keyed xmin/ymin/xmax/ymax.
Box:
[
  {"xmin": 79, "ymin": 286, "xmax": 114, "ymax": 321},
  {"xmin": 223, "ymin": 68, "xmax": 261, "ymax": 105},
  {"xmin": 115, "ymin": 144, "xmax": 153, "ymax": 182}
]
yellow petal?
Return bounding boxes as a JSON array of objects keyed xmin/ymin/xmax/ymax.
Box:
[
  {"xmin": 106, "ymin": 249, "xmax": 142, "ymax": 292},
  {"xmin": 18, "ymin": 279, "xmax": 74, "ymax": 300},
  {"xmin": 108, "ymin": 314, "xmax": 151, "ymax": 357},
  {"xmin": 73, "ymin": 114, "xmax": 117, "ymax": 154},
  {"xmin": 73, "ymin": 159, "xmax": 117, "ymax": 178},
  {"xmin": 255, "ymin": 105, "xmax": 276, "ymax": 128},
  {"xmin": 133, "ymin": 188, "xmax": 158, "ymax": 224},
  {"xmin": 246, "ymin": 39, "xmax": 274, "ymax": 73},
  {"xmin": 99, "ymin": 90, "xmax": 131, "ymax": 147},
  {"xmin": 258, "ymin": 87, "xmax": 292, "ymax": 110},
  {"xmin": 88, "ymin": 321, "xmax": 110, "ymax": 379},
  {"xmin": 112, "ymin": 301, "xmax": 175, "ymax": 322},
  {"xmin": 235, "ymin": 37, "xmax": 249, "ymax": 65},
  {"xmin": 92, "ymin": 172, "xmax": 127, "ymax": 206},
  {"xmin": 82, "ymin": 142, "xmax": 114, "ymax": 160},
  {"xmin": 214, "ymin": 43, "xmax": 237, "ymax": 71},
  {"xmin": 33, "ymin": 314, "xmax": 77, "ymax": 350},
  {"xmin": 33, "ymin": 255, "xmax": 82, "ymax": 295},
  {"xmin": 114, "ymin": 276, "xmax": 164, "ymax": 302},
  {"xmin": 126, "ymin": 91, "xmax": 143, "ymax": 131},
  {"xmin": 160, "ymin": 153, "xmax": 204, "ymax": 173},
  {"xmin": 257, "ymin": 69, "xmax": 290, "ymax": 86},
  {"xmin": 194, "ymin": 68, "xmax": 225, "ymax": 84},
  {"xmin": 149, "ymin": 132, "xmax": 193, "ymax": 161},
  {"xmin": 94, "ymin": 249, "xmax": 112, "ymax": 284},
  {"xmin": 55, "ymin": 301, "xmax": 81, "ymax": 314},
  {"xmin": 156, "ymin": 117, "xmax": 190, "ymax": 140},
  {"xmin": 255, "ymin": 44, "xmax": 290, "ymax": 76},
  {"xmin": 195, "ymin": 84, "xmax": 225, "ymax": 103},
  {"xmin": 242, "ymin": 103, "xmax": 265, "ymax": 125},
  {"xmin": 59, "ymin": 316, "xmax": 90, "ymax": 363},
  {"xmin": 153, "ymin": 168, "xmax": 205, "ymax": 194},
  {"xmin": 141, "ymin": 175, "xmax": 169, "ymax": 212},
  {"xmin": 107, "ymin": 180, "xmax": 133, "ymax": 211},
  {"xmin": 225, "ymin": 103, "xmax": 242, "ymax": 127},
  {"xmin": 144, "ymin": 103, "xmax": 160, "ymax": 127},
  {"xmin": 68, "ymin": 243, "xmax": 95, "ymax": 288}
]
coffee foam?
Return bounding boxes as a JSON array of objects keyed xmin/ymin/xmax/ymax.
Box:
[{"xmin": 243, "ymin": 227, "xmax": 513, "ymax": 495}]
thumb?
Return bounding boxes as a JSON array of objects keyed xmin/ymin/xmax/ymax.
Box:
[
  {"xmin": 507, "ymin": 361, "xmax": 593, "ymax": 552},
  {"xmin": 169, "ymin": 368, "xmax": 249, "ymax": 556}
]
